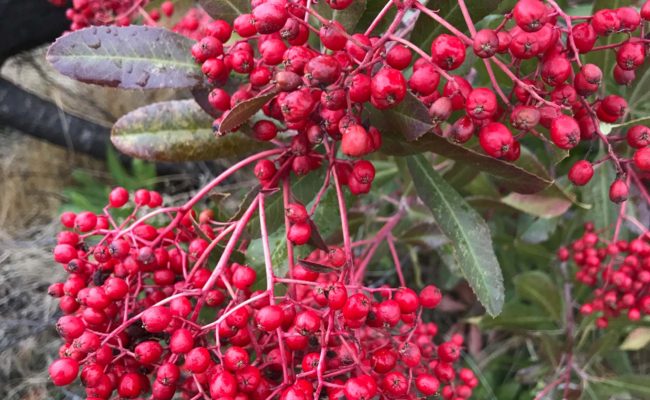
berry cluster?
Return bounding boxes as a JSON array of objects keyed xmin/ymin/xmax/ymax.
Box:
[
  {"xmin": 47, "ymin": 176, "xmax": 476, "ymax": 399},
  {"xmin": 181, "ymin": 0, "xmax": 650, "ymax": 203},
  {"xmin": 48, "ymin": 0, "xmax": 175, "ymax": 30},
  {"xmin": 558, "ymin": 223, "xmax": 650, "ymax": 329}
]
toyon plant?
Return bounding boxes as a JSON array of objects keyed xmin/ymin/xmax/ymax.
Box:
[{"xmin": 43, "ymin": 0, "xmax": 650, "ymax": 398}]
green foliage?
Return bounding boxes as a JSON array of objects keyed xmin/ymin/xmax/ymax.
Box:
[{"xmin": 61, "ymin": 147, "xmax": 156, "ymax": 213}]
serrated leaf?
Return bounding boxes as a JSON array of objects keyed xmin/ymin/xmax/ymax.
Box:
[
  {"xmin": 371, "ymin": 94, "xmax": 554, "ymax": 195},
  {"xmin": 312, "ymin": 0, "xmax": 366, "ymax": 32},
  {"xmin": 112, "ymin": 100, "xmax": 269, "ymax": 161},
  {"xmin": 407, "ymin": 154, "xmax": 504, "ymax": 316},
  {"xmin": 199, "ymin": 0, "xmax": 251, "ymax": 23},
  {"xmin": 411, "ymin": 0, "xmax": 511, "ymax": 50},
  {"xmin": 513, "ymin": 271, "xmax": 562, "ymax": 321},
  {"xmin": 218, "ymin": 91, "xmax": 277, "ymax": 134},
  {"xmin": 47, "ymin": 26, "xmax": 203, "ymax": 89}
]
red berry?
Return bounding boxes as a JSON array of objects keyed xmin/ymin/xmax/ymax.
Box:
[
  {"xmin": 343, "ymin": 293, "xmax": 371, "ymax": 320},
  {"xmin": 465, "ymin": 88, "xmax": 497, "ymax": 120},
  {"xmin": 341, "ymin": 124, "xmax": 371, "ymax": 157},
  {"xmin": 479, "ymin": 122, "xmax": 514, "ymax": 158},
  {"xmin": 550, "ymin": 115, "xmax": 580, "ymax": 150},
  {"xmin": 186, "ymin": 347, "xmax": 212, "ymax": 373},
  {"xmin": 141, "ymin": 306, "xmax": 172, "ymax": 333},
  {"xmin": 617, "ymin": 41, "xmax": 645, "ymax": 71},
  {"xmin": 160, "ymin": 1, "xmax": 174, "ymax": 16},
  {"xmin": 573, "ymin": 22, "xmax": 597, "ymax": 53},
  {"xmin": 386, "ymin": 44, "xmax": 412, "ymax": 70},
  {"xmin": 513, "ymin": 0, "xmax": 548, "ymax": 32},
  {"xmin": 591, "ymin": 9, "xmax": 620, "ymax": 36},
  {"xmin": 256, "ymin": 305, "xmax": 283, "ymax": 331},
  {"xmin": 288, "ymin": 222, "xmax": 311, "ymax": 245},
  {"xmin": 371, "ymin": 67, "xmax": 407, "ymax": 109},
  {"xmin": 252, "ymin": 1, "xmax": 288, "ymax": 34},
  {"xmin": 568, "ymin": 160, "xmax": 595, "ymax": 186},
  {"xmin": 232, "ymin": 265, "xmax": 257, "ymax": 289},
  {"xmin": 627, "ymin": 125, "xmax": 650, "ymax": 148},
  {"xmin": 286, "ymin": 202, "xmax": 308, "ymax": 224},
  {"xmin": 609, "ymin": 179, "xmax": 629, "ymax": 203},
  {"xmin": 320, "ymin": 21, "xmax": 347, "ymax": 51},
  {"xmin": 431, "ymin": 34, "xmax": 466, "ymax": 70},
  {"xmin": 109, "ymin": 187, "xmax": 129, "ymax": 208},
  {"xmin": 224, "ymin": 346, "xmax": 250, "ymax": 371},
  {"xmin": 49, "ymin": 358, "xmax": 79, "ymax": 386},
  {"xmin": 419, "ymin": 285, "xmax": 442, "ymax": 309},
  {"xmin": 473, "ymin": 29, "xmax": 499, "ymax": 58},
  {"xmin": 415, "ymin": 374, "xmax": 440, "ymax": 395},
  {"xmin": 633, "ymin": 147, "xmax": 650, "ymax": 171},
  {"xmin": 170, "ymin": 328, "xmax": 194, "ymax": 354}
]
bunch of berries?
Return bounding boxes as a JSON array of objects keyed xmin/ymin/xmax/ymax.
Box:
[
  {"xmin": 184, "ymin": 0, "xmax": 650, "ymax": 203},
  {"xmin": 558, "ymin": 223, "xmax": 650, "ymax": 329},
  {"xmin": 48, "ymin": 0, "xmax": 175, "ymax": 30},
  {"xmin": 47, "ymin": 176, "xmax": 475, "ymax": 399}
]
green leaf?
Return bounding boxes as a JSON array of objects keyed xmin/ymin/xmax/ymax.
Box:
[
  {"xmin": 47, "ymin": 26, "xmax": 203, "ymax": 89},
  {"xmin": 513, "ymin": 271, "xmax": 562, "ymax": 321},
  {"xmin": 311, "ymin": 0, "xmax": 367, "ymax": 32},
  {"xmin": 370, "ymin": 93, "xmax": 555, "ymax": 194},
  {"xmin": 112, "ymin": 100, "xmax": 269, "ymax": 162},
  {"xmin": 369, "ymin": 92, "xmax": 434, "ymax": 141},
  {"xmin": 356, "ymin": 0, "xmax": 397, "ymax": 34},
  {"xmin": 500, "ymin": 190, "xmax": 572, "ymax": 219},
  {"xmin": 411, "ymin": 0, "xmax": 512, "ymax": 50},
  {"xmin": 407, "ymin": 154, "xmax": 504, "ymax": 316},
  {"xmin": 199, "ymin": 0, "xmax": 251, "ymax": 23},
  {"xmin": 581, "ymin": 152, "xmax": 617, "ymax": 230},
  {"xmin": 480, "ymin": 302, "xmax": 556, "ymax": 330},
  {"xmin": 591, "ymin": 375, "xmax": 650, "ymax": 398},
  {"xmin": 218, "ymin": 91, "xmax": 278, "ymax": 134},
  {"xmin": 620, "ymin": 328, "xmax": 650, "ymax": 351}
]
